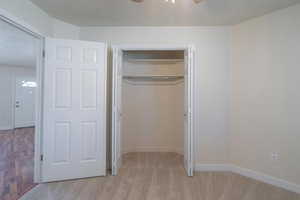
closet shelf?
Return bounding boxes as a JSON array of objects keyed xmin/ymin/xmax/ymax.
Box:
[
  {"xmin": 123, "ymin": 75, "xmax": 184, "ymax": 81},
  {"xmin": 126, "ymin": 59, "xmax": 184, "ymax": 64}
]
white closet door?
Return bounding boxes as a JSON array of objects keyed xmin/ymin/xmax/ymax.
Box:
[
  {"xmin": 184, "ymin": 46, "xmax": 195, "ymax": 176},
  {"xmin": 112, "ymin": 47, "xmax": 123, "ymax": 175},
  {"xmin": 42, "ymin": 38, "xmax": 107, "ymax": 182}
]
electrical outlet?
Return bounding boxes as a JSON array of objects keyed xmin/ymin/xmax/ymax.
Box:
[{"xmin": 271, "ymin": 152, "xmax": 279, "ymax": 161}]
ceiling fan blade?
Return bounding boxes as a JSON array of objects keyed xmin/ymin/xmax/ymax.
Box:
[
  {"xmin": 131, "ymin": 0, "xmax": 205, "ymax": 4},
  {"xmin": 131, "ymin": 0, "xmax": 144, "ymax": 2},
  {"xmin": 193, "ymin": 0, "xmax": 205, "ymax": 4}
]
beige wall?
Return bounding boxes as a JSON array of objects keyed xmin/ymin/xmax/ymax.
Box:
[
  {"xmin": 1, "ymin": 2, "xmax": 232, "ymax": 165},
  {"xmin": 122, "ymin": 60, "xmax": 184, "ymax": 154},
  {"xmin": 80, "ymin": 26, "xmax": 232, "ymax": 164},
  {"xmin": 4, "ymin": 0, "xmax": 299, "ymax": 187},
  {"xmin": 230, "ymin": 4, "xmax": 300, "ymax": 185}
]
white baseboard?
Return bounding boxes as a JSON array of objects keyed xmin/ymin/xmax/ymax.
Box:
[
  {"xmin": 0, "ymin": 126, "xmax": 13, "ymax": 131},
  {"xmin": 15, "ymin": 122, "xmax": 35, "ymax": 128},
  {"xmin": 0, "ymin": 124, "xmax": 35, "ymax": 131},
  {"xmin": 230, "ymin": 165, "xmax": 300, "ymax": 194},
  {"xmin": 195, "ymin": 164, "xmax": 300, "ymax": 194}
]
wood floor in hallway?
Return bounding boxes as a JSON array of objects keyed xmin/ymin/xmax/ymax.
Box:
[
  {"xmin": 0, "ymin": 127, "xmax": 36, "ymax": 200},
  {"xmin": 21, "ymin": 152, "xmax": 300, "ymax": 200}
]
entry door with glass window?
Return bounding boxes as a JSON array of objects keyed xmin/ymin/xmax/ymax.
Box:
[{"xmin": 14, "ymin": 69, "xmax": 36, "ymax": 128}]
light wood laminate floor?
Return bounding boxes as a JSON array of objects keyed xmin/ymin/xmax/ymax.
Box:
[{"xmin": 21, "ymin": 152, "xmax": 300, "ymax": 200}]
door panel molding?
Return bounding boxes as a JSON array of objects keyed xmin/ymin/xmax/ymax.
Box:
[{"xmin": 43, "ymin": 38, "xmax": 107, "ymax": 182}]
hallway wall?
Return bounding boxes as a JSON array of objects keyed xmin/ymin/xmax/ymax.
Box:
[{"xmin": 0, "ymin": 66, "xmax": 35, "ymax": 130}]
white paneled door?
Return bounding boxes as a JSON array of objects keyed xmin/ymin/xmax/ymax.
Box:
[{"xmin": 42, "ymin": 38, "xmax": 107, "ymax": 182}]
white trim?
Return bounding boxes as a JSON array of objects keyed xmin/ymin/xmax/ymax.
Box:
[
  {"xmin": 0, "ymin": 10, "xmax": 45, "ymax": 184},
  {"xmin": 188, "ymin": 45, "xmax": 195, "ymax": 176},
  {"xmin": 14, "ymin": 122, "xmax": 35, "ymax": 128},
  {"xmin": 102, "ymin": 43, "xmax": 108, "ymax": 175},
  {"xmin": 0, "ymin": 126, "xmax": 14, "ymax": 131},
  {"xmin": 116, "ymin": 44, "xmax": 191, "ymax": 51},
  {"xmin": 0, "ymin": 8, "xmax": 43, "ymax": 37},
  {"xmin": 33, "ymin": 37, "xmax": 44, "ymax": 184},
  {"xmin": 230, "ymin": 165, "xmax": 300, "ymax": 194},
  {"xmin": 11, "ymin": 71, "xmax": 16, "ymax": 130},
  {"xmin": 111, "ymin": 46, "xmax": 121, "ymax": 176},
  {"xmin": 111, "ymin": 44, "xmax": 195, "ymax": 176},
  {"xmin": 111, "ymin": 44, "xmax": 195, "ymax": 177},
  {"xmin": 195, "ymin": 164, "xmax": 300, "ymax": 194}
]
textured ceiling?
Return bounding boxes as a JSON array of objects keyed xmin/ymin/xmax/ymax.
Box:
[
  {"xmin": 0, "ymin": 20, "xmax": 36, "ymax": 68},
  {"xmin": 29, "ymin": 0, "xmax": 300, "ymax": 26}
]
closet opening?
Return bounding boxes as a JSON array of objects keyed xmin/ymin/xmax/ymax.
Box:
[{"xmin": 112, "ymin": 46, "xmax": 195, "ymax": 177}]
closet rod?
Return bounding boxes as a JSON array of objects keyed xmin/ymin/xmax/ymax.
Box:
[
  {"xmin": 126, "ymin": 59, "xmax": 184, "ymax": 63},
  {"xmin": 123, "ymin": 75, "xmax": 184, "ymax": 81}
]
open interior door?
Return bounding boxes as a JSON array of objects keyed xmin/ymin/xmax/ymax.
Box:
[
  {"xmin": 111, "ymin": 47, "xmax": 123, "ymax": 175},
  {"xmin": 42, "ymin": 38, "xmax": 107, "ymax": 182},
  {"xmin": 184, "ymin": 46, "xmax": 195, "ymax": 176}
]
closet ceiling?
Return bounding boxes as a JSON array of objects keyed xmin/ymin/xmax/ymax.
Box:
[
  {"xmin": 0, "ymin": 20, "xmax": 36, "ymax": 68},
  {"xmin": 29, "ymin": 0, "xmax": 299, "ymax": 26}
]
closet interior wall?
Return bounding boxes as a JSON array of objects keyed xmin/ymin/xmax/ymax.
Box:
[{"xmin": 121, "ymin": 51, "xmax": 185, "ymax": 155}]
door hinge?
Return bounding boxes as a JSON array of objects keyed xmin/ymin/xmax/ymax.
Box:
[
  {"xmin": 40, "ymin": 154, "xmax": 44, "ymax": 161},
  {"xmin": 42, "ymin": 50, "xmax": 45, "ymax": 58}
]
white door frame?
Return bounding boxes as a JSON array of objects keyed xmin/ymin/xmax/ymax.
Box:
[
  {"xmin": 111, "ymin": 44, "xmax": 195, "ymax": 175},
  {"xmin": 0, "ymin": 9, "xmax": 44, "ymax": 183}
]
